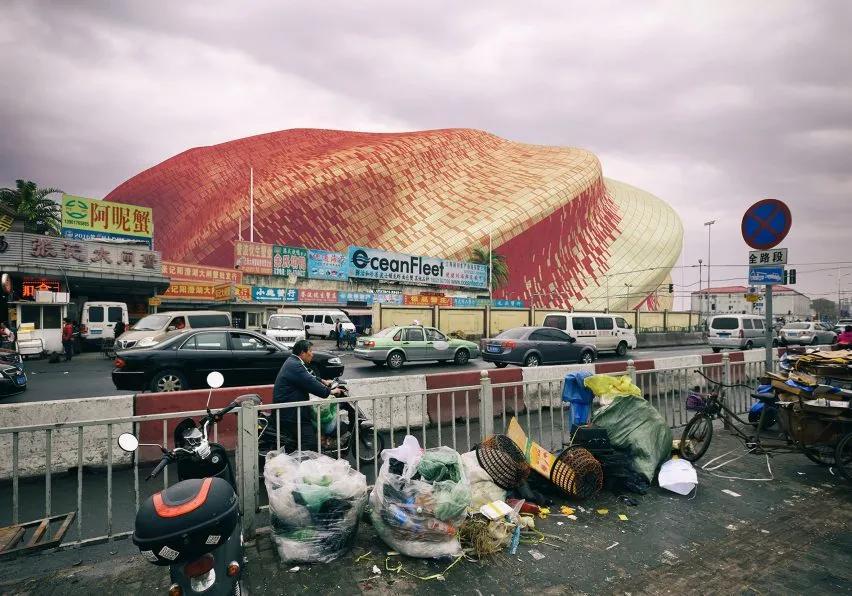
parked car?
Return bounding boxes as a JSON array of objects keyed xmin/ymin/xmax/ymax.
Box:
[
  {"xmin": 353, "ymin": 325, "xmax": 480, "ymax": 370},
  {"xmin": 0, "ymin": 349, "xmax": 26, "ymax": 397},
  {"xmin": 779, "ymin": 322, "xmax": 837, "ymax": 346},
  {"xmin": 115, "ymin": 310, "xmax": 232, "ymax": 350},
  {"xmin": 302, "ymin": 310, "xmax": 356, "ymax": 339},
  {"xmin": 481, "ymin": 326, "xmax": 597, "ymax": 367},
  {"xmin": 80, "ymin": 301, "xmax": 128, "ymax": 348},
  {"xmin": 706, "ymin": 314, "xmax": 768, "ymax": 352},
  {"xmin": 263, "ymin": 313, "xmax": 306, "ymax": 348},
  {"xmin": 112, "ymin": 328, "xmax": 343, "ymax": 392},
  {"xmin": 541, "ymin": 312, "xmax": 637, "ymax": 356},
  {"xmin": 833, "ymin": 318, "xmax": 852, "ymax": 334}
]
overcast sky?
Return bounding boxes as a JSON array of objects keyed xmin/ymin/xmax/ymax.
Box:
[{"xmin": 2, "ymin": 0, "xmax": 850, "ymax": 309}]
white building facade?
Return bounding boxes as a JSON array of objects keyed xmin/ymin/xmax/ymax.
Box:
[{"xmin": 691, "ymin": 285, "xmax": 811, "ymax": 320}]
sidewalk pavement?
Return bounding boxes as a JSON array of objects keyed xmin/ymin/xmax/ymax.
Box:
[{"xmin": 1, "ymin": 433, "xmax": 850, "ymax": 595}]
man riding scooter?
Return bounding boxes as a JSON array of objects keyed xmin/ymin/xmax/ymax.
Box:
[{"xmin": 272, "ymin": 339, "xmax": 347, "ymax": 451}]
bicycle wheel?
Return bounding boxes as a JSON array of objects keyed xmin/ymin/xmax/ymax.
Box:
[
  {"xmin": 680, "ymin": 415, "xmax": 713, "ymax": 462},
  {"xmin": 357, "ymin": 428, "xmax": 385, "ymax": 465},
  {"xmin": 801, "ymin": 443, "xmax": 835, "ymax": 466},
  {"xmin": 835, "ymin": 432, "xmax": 852, "ymax": 482}
]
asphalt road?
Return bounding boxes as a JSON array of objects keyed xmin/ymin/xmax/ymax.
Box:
[{"xmin": 2, "ymin": 341, "xmax": 717, "ymax": 404}]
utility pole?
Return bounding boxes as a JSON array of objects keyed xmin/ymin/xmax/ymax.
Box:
[
  {"xmin": 704, "ymin": 220, "xmax": 715, "ymax": 316},
  {"xmin": 625, "ymin": 283, "xmax": 632, "ymax": 310},
  {"xmin": 698, "ymin": 259, "xmax": 703, "ymax": 324}
]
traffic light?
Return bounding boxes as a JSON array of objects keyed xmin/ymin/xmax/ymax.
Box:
[
  {"xmin": 789, "ymin": 269, "xmax": 796, "ymax": 284},
  {"xmin": 783, "ymin": 270, "xmax": 788, "ymax": 284},
  {"xmin": 668, "ymin": 283, "xmax": 674, "ymax": 293}
]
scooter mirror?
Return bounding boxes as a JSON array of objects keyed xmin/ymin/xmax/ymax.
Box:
[
  {"xmin": 117, "ymin": 433, "xmax": 139, "ymax": 453},
  {"xmin": 207, "ymin": 371, "xmax": 224, "ymax": 389}
]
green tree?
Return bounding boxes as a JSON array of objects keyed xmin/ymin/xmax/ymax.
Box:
[
  {"xmin": 0, "ymin": 179, "xmax": 63, "ymax": 235},
  {"xmin": 810, "ymin": 298, "xmax": 837, "ymax": 319},
  {"xmin": 470, "ymin": 246, "xmax": 509, "ymax": 290}
]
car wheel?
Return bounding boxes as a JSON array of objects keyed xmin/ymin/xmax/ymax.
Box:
[
  {"xmin": 151, "ymin": 370, "xmax": 189, "ymax": 393},
  {"xmin": 494, "ymin": 362, "xmax": 508, "ymax": 368},
  {"xmin": 579, "ymin": 350, "xmax": 594, "ymax": 364},
  {"xmin": 523, "ymin": 354, "xmax": 541, "ymax": 367},
  {"xmin": 616, "ymin": 341, "xmax": 628, "ymax": 357},
  {"xmin": 386, "ymin": 351, "xmax": 405, "ymax": 370},
  {"xmin": 712, "ymin": 347, "xmax": 721, "ymax": 353},
  {"xmin": 745, "ymin": 341, "xmax": 753, "ymax": 350},
  {"xmin": 454, "ymin": 349, "xmax": 470, "ymax": 365}
]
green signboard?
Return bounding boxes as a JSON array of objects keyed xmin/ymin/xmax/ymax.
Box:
[{"xmin": 272, "ymin": 245, "xmax": 308, "ymax": 278}]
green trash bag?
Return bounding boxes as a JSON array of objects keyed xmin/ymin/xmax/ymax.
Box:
[
  {"xmin": 417, "ymin": 449, "xmax": 463, "ymax": 483},
  {"xmin": 590, "ymin": 395, "xmax": 672, "ymax": 483},
  {"xmin": 311, "ymin": 399, "xmax": 337, "ymax": 428}
]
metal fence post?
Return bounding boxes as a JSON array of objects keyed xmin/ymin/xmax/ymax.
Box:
[
  {"xmin": 479, "ymin": 370, "xmax": 494, "ymax": 440},
  {"xmin": 237, "ymin": 403, "xmax": 258, "ymax": 541},
  {"xmin": 627, "ymin": 359, "xmax": 636, "ymax": 383},
  {"xmin": 721, "ymin": 352, "xmax": 731, "ymax": 429}
]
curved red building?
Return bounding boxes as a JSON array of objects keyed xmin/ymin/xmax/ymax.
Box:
[{"xmin": 106, "ymin": 128, "xmax": 682, "ymax": 310}]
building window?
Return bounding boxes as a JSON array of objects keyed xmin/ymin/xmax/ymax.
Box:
[
  {"xmin": 43, "ymin": 306, "xmax": 62, "ymax": 329},
  {"xmin": 21, "ymin": 305, "xmax": 41, "ymax": 329}
]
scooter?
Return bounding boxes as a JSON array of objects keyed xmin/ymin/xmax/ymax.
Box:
[
  {"xmin": 118, "ymin": 371, "xmax": 260, "ymax": 596},
  {"xmin": 257, "ymin": 378, "xmax": 385, "ymax": 465}
]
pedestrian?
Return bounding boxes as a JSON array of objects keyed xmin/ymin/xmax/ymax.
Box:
[
  {"xmin": 0, "ymin": 322, "xmax": 15, "ymax": 349},
  {"xmin": 836, "ymin": 325, "xmax": 852, "ymax": 349},
  {"xmin": 61, "ymin": 318, "xmax": 74, "ymax": 361},
  {"xmin": 114, "ymin": 319, "xmax": 126, "ymax": 339},
  {"xmin": 335, "ymin": 319, "xmax": 343, "ymax": 349}
]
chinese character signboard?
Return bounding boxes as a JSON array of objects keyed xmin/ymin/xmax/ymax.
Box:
[
  {"xmin": 748, "ymin": 266, "xmax": 784, "ymax": 285},
  {"xmin": 347, "ymin": 246, "xmax": 488, "ymax": 289},
  {"xmin": 162, "ymin": 282, "xmax": 218, "ymax": 300},
  {"xmin": 493, "ymin": 299, "xmax": 526, "ymax": 308},
  {"xmin": 300, "ymin": 289, "xmax": 339, "ymax": 304},
  {"xmin": 403, "ymin": 294, "xmax": 452, "ymax": 307},
  {"xmin": 339, "ymin": 291, "xmax": 374, "ymax": 305},
  {"xmin": 233, "ymin": 285, "xmax": 252, "ymax": 302},
  {"xmin": 235, "ymin": 241, "xmax": 273, "ymax": 275},
  {"xmin": 251, "ymin": 286, "xmax": 298, "ymax": 302},
  {"xmin": 272, "ymin": 245, "xmax": 308, "ymax": 278},
  {"xmin": 22, "ymin": 233, "xmax": 160, "ymax": 275},
  {"xmin": 61, "ymin": 195, "xmax": 153, "ymax": 246},
  {"xmin": 373, "ymin": 292, "xmax": 403, "ymax": 305},
  {"xmin": 163, "ymin": 261, "xmax": 242, "ymax": 284},
  {"xmin": 748, "ymin": 248, "xmax": 787, "ymax": 266},
  {"xmin": 307, "ymin": 249, "xmax": 348, "ymax": 281},
  {"xmin": 22, "ymin": 279, "xmax": 61, "ymax": 298},
  {"xmin": 452, "ymin": 297, "xmax": 488, "ymax": 308}
]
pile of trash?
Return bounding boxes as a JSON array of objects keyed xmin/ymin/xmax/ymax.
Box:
[{"xmin": 264, "ymin": 450, "xmax": 367, "ymax": 564}]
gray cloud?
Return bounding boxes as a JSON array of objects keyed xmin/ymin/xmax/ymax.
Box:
[{"xmin": 2, "ymin": 0, "xmax": 851, "ymax": 305}]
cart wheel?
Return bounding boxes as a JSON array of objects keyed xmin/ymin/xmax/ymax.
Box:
[
  {"xmin": 801, "ymin": 443, "xmax": 835, "ymax": 467},
  {"xmin": 835, "ymin": 432, "xmax": 852, "ymax": 482}
]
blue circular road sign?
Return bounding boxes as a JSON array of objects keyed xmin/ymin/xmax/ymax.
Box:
[{"xmin": 741, "ymin": 199, "xmax": 792, "ymax": 250}]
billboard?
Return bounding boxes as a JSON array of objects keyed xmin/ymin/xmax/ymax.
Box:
[
  {"xmin": 252, "ymin": 286, "xmax": 298, "ymax": 302},
  {"xmin": 339, "ymin": 291, "xmax": 375, "ymax": 305},
  {"xmin": 163, "ymin": 261, "xmax": 242, "ymax": 284},
  {"xmin": 404, "ymin": 294, "xmax": 452, "ymax": 306},
  {"xmin": 307, "ymin": 249, "xmax": 348, "ymax": 281},
  {"xmin": 61, "ymin": 194, "xmax": 153, "ymax": 246},
  {"xmin": 347, "ymin": 246, "xmax": 487, "ymax": 289},
  {"xmin": 272, "ymin": 245, "xmax": 308, "ymax": 278},
  {"xmin": 235, "ymin": 241, "xmax": 273, "ymax": 275},
  {"xmin": 299, "ymin": 289, "xmax": 339, "ymax": 304}
]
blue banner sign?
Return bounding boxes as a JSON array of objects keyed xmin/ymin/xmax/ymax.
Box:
[
  {"xmin": 307, "ymin": 249, "xmax": 348, "ymax": 281},
  {"xmin": 347, "ymin": 246, "xmax": 487, "ymax": 289},
  {"xmin": 493, "ymin": 299, "xmax": 526, "ymax": 308},
  {"xmin": 338, "ymin": 291, "xmax": 374, "ymax": 305},
  {"xmin": 748, "ymin": 266, "xmax": 784, "ymax": 285},
  {"xmin": 252, "ymin": 286, "xmax": 299, "ymax": 302}
]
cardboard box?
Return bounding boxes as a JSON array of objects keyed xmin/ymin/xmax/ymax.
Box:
[{"xmin": 507, "ymin": 417, "xmax": 556, "ymax": 478}]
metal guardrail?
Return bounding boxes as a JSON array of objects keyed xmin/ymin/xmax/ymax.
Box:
[{"xmin": 0, "ymin": 354, "xmax": 777, "ymax": 550}]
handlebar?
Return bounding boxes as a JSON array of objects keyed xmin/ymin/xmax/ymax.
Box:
[
  {"xmin": 693, "ymin": 369, "xmax": 757, "ymax": 391},
  {"xmin": 147, "ymin": 456, "xmax": 170, "ymax": 481}
]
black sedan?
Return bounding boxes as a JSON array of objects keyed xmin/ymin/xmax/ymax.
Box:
[
  {"xmin": 0, "ymin": 349, "xmax": 26, "ymax": 396},
  {"xmin": 112, "ymin": 328, "xmax": 344, "ymax": 392},
  {"xmin": 480, "ymin": 327, "xmax": 597, "ymax": 367}
]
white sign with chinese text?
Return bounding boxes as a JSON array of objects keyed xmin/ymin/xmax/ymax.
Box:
[{"xmin": 748, "ymin": 248, "xmax": 787, "ymax": 266}]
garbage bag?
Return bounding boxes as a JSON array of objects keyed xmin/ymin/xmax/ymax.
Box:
[
  {"xmin": 590, "ymin": 396, "xmax": 672, "ymax": 483},
  {"xmin": 264, "ymin": 450, "xmax": 367, "ymax": 564},
  {"xmin": 461, "ymin": 450, "xmax": 507, "ymax": 510},
  {"xmin": 369, "ymin": 437, "xmax": 470, "ymax": 558},
  {"xmin": 658, "ymin": 458, "xmax": 698, "ymax": 495},
  {"xmin": 562, "ymin": 371, "xmax": 594, "ymax": 405},
  {"xmin": 584, "ymin": 375, "xmax": 642, "ymax": 400}
]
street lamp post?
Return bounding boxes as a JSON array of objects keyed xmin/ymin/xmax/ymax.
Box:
[
  {"xmin": 698, "ymin": 259, "xmax": 703, "ymax": 323},
  {"xmin": 704, "ymin": 220, "xmax": 716, "ymax": 316}
]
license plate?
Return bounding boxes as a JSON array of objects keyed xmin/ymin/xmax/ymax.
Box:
[
  {"xmin": 717, "ymin": 333, "xmax": 730, "ymax": 337},
  {"xmin": 15, "ymin": 375, "xmax": 26, "ymax": 385},
  {"xmin": 90, "ymin": 329, "xmax": 102, "ymax": 335},
  {"xmin": 486, "ymin": 345, "xmax": 502, "ymax": 354}
]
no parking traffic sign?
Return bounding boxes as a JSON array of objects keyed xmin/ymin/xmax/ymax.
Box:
[{"xmin": 741, "ymin": 199, "xmax": 792, "ymax": 250}]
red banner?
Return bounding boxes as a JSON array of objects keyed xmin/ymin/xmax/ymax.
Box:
[
  {"xmin": 162, "ymin": 282, "xmax": 217, "ymax": 300},
  {"xmin": 163, "ymin": 261, "xmax": 242, "ymax": 284},
  {"xmin": 299, "ymin": 289, "xmax": 339, "ymax": 304},
  {"xmin": 403, "ymin": 294, "xmax": 452, "ymax": 307}
]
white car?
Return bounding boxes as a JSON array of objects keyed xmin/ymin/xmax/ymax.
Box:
[
  {"xmin": 780, "ymin": 322, "xmax": 836, "ymax": 346},
  {"xmin": 263, "ymin": 313, "xmax": 306, "ymax": 348}
]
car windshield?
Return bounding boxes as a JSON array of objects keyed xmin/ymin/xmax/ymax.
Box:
[
  {"xmin": 786, "ymin": 323, "xmax": 810, "ymax": 330},
  {"xmin": 496, "ymin": 328, "xmax": 528, "ymax": 339},
  {"xmin": 373, "ymin": 327, "xmax": 399, "ymax": 337},
  {"xmin": 132, "ymin": 314, "xmax": 170, "ymax": 331},
  {"xmin": 711, "ymin": 317, "xmax": 738, "ymax": 330},
  {"xmin": 268, "ymin": 315, "xmax": 303, "ymax": 330}
]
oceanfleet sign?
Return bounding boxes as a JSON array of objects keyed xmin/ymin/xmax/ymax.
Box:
[{"xmin": 347, "ymin": 246, "xmax": 487, "ymax": 289}]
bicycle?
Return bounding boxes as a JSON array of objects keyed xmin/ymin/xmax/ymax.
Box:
[{"xmin": 678, "ymin": 370, "xmax": 842, "ymax": 466}]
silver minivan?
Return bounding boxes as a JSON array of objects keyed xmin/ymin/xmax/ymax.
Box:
[
  {"xmin": 115, "ymin": 310, "xmax": 232, "ymax": 349},
  {"xmin": 706, "ymin": 314, "xmax": 767, "ymax": 352},
  {"xmin": 542, "ymin": 312, "xmax": 638, "ymax": 356}
]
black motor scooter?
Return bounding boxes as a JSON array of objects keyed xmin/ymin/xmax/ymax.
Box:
[{"xmin": 118, "ymin": 371, "xmax": 260, "ymax": 596}]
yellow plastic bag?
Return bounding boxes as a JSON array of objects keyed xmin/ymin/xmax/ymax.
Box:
[{"xmin": 583, "ymin": 375, "xmax": 641, "ymax": 399}]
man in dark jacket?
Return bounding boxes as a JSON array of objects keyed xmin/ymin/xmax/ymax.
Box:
[{"xmin": 272, "ymin": 340, "xmax": 344, "ymax": 451}]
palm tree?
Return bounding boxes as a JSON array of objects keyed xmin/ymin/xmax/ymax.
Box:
[
  {"xmin": 470, "ymin": 246, "xmax": 509, "ymax": 290},
  {"xmin": 0, "ymin": 180, "xmax": 63, "ymax": 235}
]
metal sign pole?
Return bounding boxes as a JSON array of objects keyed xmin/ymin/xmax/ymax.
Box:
[{"xmin": 765, "ymin": 284, "xmax": 774, "ymax": 372}]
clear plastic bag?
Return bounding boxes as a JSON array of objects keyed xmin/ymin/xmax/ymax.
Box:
[
  {"xmin": 264, "ymin": 450, "xmax": 367, "ymax": 564},
  {"xmin": 369, "ymin": 437, "xmax": 471, "ymax": 558}
]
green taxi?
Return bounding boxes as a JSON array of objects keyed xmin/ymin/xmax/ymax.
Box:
[{"xmin": 353, "ymin": 325, "xmax": 481, "ymax": 369}]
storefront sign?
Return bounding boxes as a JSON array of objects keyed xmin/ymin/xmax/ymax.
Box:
[
  {"xmin": 252, "ymin": 286, "xmax": 298, "ymax": 302},
  {"xmin": 163, "ymin": 282, "xmax": 218, "ymax": 300},
  {"xmin": 404, "ymin": 294, "xmax": 452, "ymax": 307},
  {"xmin": 61, "ymin": 195, "xmax": 153, "ymax": 245},
  {"xmin": 22, "ymin": 279, "xmax": 61, "ymax": 299},
  {"xmin": 24, "ymin": 234, "xmax": 160, "ymax": 274},
  {"xmin": 300, "ymin": 289, "xmax": 339, "ymax": 304},
  {"xmin": 272, "ymin": 245, "xmax": 308, "ymax": 278},
  {"xmin": 374, "ymin": 292, "xmax": 403, "ymax": 305},
  {"xmin": 163, "ymin": 261, "xmax": 242, "ymax": 284},
  {"xmin": 493, "ymin": 299, "xmax": 526, "ymax": 308},
  {"xmin": 452, "ymin": 297, "xmax": 488, "ymax": 308},
  {"xmin": 148, "ymin": 297, "xmax": 162, "ymax": 306},
  {"xmin": 347, "ymin": 246, "xmax": 488, "ymax": 289},
  {"xmin": 233, "ymin": 285, "xmax": 252, "ymax": 302},
  {"xmin": 307, "ymin": 249, "xmax": 348, "ymax": 281},
  {"xmin": 235, "ymin": 241, "xmax": 273, "ymax": 275},
  {"xmin": 339, "ymin": 291, "xmax": 374, "ymax": 305}
]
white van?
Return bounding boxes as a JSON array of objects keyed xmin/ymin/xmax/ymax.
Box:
[
  {"xmin": 302, "ymin": 309, "xmax": 356, "ymax": 339},
  {"xmin": 263, "ymin": 313, "xmax": 306, "ymax": 348},
  {"xmin": 542, "ymin": 312, "xmax": 637, "ymax": 356},
  {"xmin": 80, "ymin": 301, "xmax": 128, "ymax": 346},
  {"xmin": 706, "ymin": 314, "xmax": 767, "ymax": 352},
  {"xmin": 115, "ymin": 310, "xmax": 232, "ymax": 350}
]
